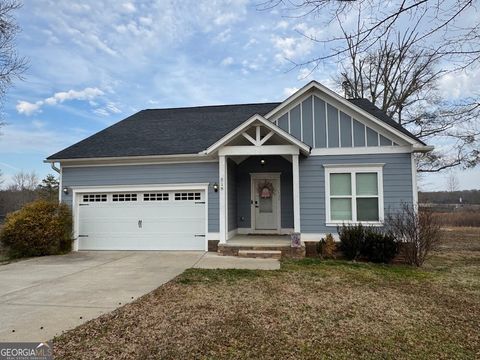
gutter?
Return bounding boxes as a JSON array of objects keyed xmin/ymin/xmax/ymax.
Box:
[
  {"xmin": 44, "ymin": 160, "xmax": 60, "ymax": 173},
  {"xmin": 412, "ymin": 145, "xmax": 434, "ymax": 153}
]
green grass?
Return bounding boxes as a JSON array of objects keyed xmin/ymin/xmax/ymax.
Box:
[{"xmin": 54, "ymin": 227, "xmax": 480, "ymax": 360}]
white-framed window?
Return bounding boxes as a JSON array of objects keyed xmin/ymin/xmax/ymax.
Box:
[
  {"xmin": 82, "ymin": 194, "xmax": 107, "ymax": 202},
  {"xmin": 324, "ymin": 164, "xmax": 384, "ymax": 225},
  {"xmin": 143, "ymin": 193, "xmax": 169, "ymax": 201},
  {"xmin": 174, "ymin": 192, "xmax": 201, "ymax": 201},
  {"xmin": 112, "ymin": 193, "xmax": 138, "ymax": 202}
]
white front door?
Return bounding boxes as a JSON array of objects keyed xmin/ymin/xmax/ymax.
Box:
[{"xmin": 252, "ymin": 177, "xmax": 280, "ymax": 230}]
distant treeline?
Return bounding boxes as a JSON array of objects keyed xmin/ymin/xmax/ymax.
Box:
[{"xmin": 419, "ymin": 190, "xmax": 480, "ymax": 205}]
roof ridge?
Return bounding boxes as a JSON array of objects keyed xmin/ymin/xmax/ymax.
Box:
[{"xmin": 142, "ymin": 102, "xmax": 282, "ymax": 112}]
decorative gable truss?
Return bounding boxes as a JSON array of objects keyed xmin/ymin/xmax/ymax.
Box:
[
  {"xmin": 203, "ymin": 114, "xmax": 311, "ymax": 157},
  {"xmin": 272, "ymin": 94, "xmax": 399, "ymax": 149},
  {"xmin": 266, "ymin": 81, "xmax": 432, "ymax": 154}
]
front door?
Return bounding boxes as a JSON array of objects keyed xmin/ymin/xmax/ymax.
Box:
[{"xmin": 252, "ymin": 177, "xmax": 280, "ymax": 230}]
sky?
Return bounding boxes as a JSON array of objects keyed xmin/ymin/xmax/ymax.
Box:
[{"xmin": 0, "ymin": 0, "xmax": 478, "ymax": 191}]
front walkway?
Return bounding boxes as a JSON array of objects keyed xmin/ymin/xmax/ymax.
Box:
[{"xmin": 0, "ymin": 251, "xmax": 204, "ymax": 341}]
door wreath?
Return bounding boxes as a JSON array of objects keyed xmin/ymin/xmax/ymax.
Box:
[{"xmin": 257, "ymin": 180, "xmax": 275, "ymax": 199}]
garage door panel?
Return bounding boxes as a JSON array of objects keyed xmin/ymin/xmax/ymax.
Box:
[{"xmin": 77, "ymin": 190, "xmax": 206, "ymax": 251}]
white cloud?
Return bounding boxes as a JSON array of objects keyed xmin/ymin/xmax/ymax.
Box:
[
  {"xmin": 213, "ymin": 28, "xmax": 232, "ymax": 43},
  {"xmin": 16, "ymin": 100, "xmax": 43, "ymax": 116},
  {"xmin": 297, "ymin": 68, "xmax": 313, "ymax": 80},
  {"xmin": 221, "ymin": 56, "xmax": 234, "ymax": 66},
  {"xmin": 275, "ymin": 20, "xmax": 289, "ymax": 30},
  {"xmin": 122, "ymin": 2, "xmax": 136, "ymax": 13},
  {"xmin": 44, "ymin": 87, "xmax": 104, "ymax": 105},
  {"xmin": 93, "ymin": 101, "xmax": 122, "ymax": 116},
  {"xmin": 243, "ymin": 38, "xmax": 258, "ymax": 49},
  {"xmin": 17, "ymin": 87, "xmax": 105, "ymax": 115},
  {"xmin": 272, "ymin": 35, "xmax": 313, "ymax": 63},
  {"xmin": 438, "ymin": 69, "xmax": 480, "ymax": 99},
  {"xmin": 283, "ymin": 87, "xmax": 299, "ymax": 97}
]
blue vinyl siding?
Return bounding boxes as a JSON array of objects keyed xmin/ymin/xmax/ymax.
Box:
[
  {"xmin": 299, "ymin": 153, "xmax": 413, "ymax": 234},
  {"xmin": 302, "ymin": 96, "xmax": 313, "ymax": 146},
  {"xmin": 367, "ymin": 128, "xmax": 379, "ymax": 146},
  {"xmin": 278, "ymin": 113, "xmax": 288, "ymax": 132},
  {"xmin": 327, "ymin": 104, "xmax": 339, "ymax": 147},
  {"xmin": 339, "ymin": 111, "xmax": 352, "ymax": 147},
  {"xmin": 61, "ymin": 162, "xmax": 219, "ymax": 232},
  {"xmin": 314, "ymin": 96, "xmax": 327, "ymax": 148},
  {"xmin": 290, "ymin": 104, "xmax": 301, "ymax": 140}
]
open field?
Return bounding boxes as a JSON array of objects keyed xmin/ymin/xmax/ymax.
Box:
[{"xmin": 53, "ymin": 227, "xmax": 480, "ymax": 359}]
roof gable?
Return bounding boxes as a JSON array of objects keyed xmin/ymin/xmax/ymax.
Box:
[{"xmin": 266, "ymin": 81, "xmax": 426, "ymax": 147}]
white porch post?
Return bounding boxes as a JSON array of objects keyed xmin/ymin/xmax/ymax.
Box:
[
  {"xmin": 219, "ymin": 155, "xmax": 227, "ymax": 243},
  {"xmin": 292, "ymin": 154, "xmax": 301, "ymax": 233}
]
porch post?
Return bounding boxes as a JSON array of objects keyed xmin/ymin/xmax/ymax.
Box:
[
  {"xmin": 292, "ymin": 154, "xmax": 301, "ymax": 233},
  {"xmin": 219, "ymin": 155, "xmax": 227, "ymax": 244}
]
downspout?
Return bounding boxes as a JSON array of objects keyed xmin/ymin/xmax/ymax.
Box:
[{"xmin": 50, "ymin": 162, "xmax": 60, "ymax": 173}]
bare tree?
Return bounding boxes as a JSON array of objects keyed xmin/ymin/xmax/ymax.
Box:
[
  {"xmin": 446, "ymin": 173, "xmax": 460, "ymax": 192},
  {"xmin": 9, "ymin": 170, "xmax": 38, "ymax": 191},
  {"xmin": 261, "ymin": 0, "xmax": 480, "ymax": 172},
  {"xmin": 337, "ymin": 24, "xmax": 480, "ymax": 172},
  {"xmin": 0, "ymin": 0, "xmax": 27, "ymax": 131},
  {"xmin": 386, "ymin": 204, "xmax": 441, "ymax": 267},
  {"xmin": 0, "ymin": 169, "xmax": 3, "ymax": 187}
]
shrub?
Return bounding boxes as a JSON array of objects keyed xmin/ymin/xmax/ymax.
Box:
[
  {"xmin": 338, "ymin": 224, "xmax": 366, "ymax": 260},
  {"xmin": 362, "ymin": 230, "xmax": 399, "ymax": 263},
  {"xmin": 0, "ymin": 200, "xmax": 72, "ymax": 258},
  {"xmin": 386, "ymin": 204, "xmax": 441, "ymax": 266},
  {"xmin": 318, "ymin": 233, "xmax": 337, "ymax": 259}
]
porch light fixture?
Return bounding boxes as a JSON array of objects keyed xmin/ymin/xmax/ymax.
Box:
[
  {"xmin": 260, "ymin": 158, "xmax": 266, "ymax": 166},
  {"xmin": 62, "ymin": 187, "xmax": 69, "ymax": 195},
  {"xmin": 212, "ymin": 183, "xmax": 219, "ymax": 192}
]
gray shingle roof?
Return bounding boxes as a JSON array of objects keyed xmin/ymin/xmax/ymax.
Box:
[
  {"xmin": 47, "ymin": 103, "xmax": 280, "ymax": 160},
  {"xmin": 47, "ymin": 98, "xmax": 423, "ymax": 160}
]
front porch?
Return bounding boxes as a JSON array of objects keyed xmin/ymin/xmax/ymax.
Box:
[
  {"xmin": 204, "ymin": 114, "xmax": 310, "ymax": 248},
  {"xmin": 217, "ymin": 234, "xmax": 305, "ymax": 259}
]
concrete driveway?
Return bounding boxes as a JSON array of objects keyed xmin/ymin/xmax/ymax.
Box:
[{"xmin": 0, "ymin": 251, "xmax": 204, "ymax": 342}]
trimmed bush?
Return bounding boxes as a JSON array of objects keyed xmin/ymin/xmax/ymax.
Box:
[
  {"xmin": 362, "ymin": 230, "xmax": 399, "ymax": 263},
  {"xmin": 318, "ymin": 233, "xmax": 337, "ymax": 259},
  {"xmin": 0, "ymin": 200, "xmax": 72, "ymax": 258},
  {"xmin": 338, "ymin": 224, "xmax": 366, "ymax": 260}
]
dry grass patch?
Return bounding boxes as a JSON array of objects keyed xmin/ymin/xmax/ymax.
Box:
[{"xmin": 54, "ymin": 228, "xmax": 480, "ymax": 360}]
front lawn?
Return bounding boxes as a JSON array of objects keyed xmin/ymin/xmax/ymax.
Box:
[{"xmin": 54, "ymin": 228, "xmax": 480, "ymax": 359}]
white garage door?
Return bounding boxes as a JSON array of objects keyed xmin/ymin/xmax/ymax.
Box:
[{"xmin": 77, "ymin": 190, "xmax": 206, "ymax": 250}]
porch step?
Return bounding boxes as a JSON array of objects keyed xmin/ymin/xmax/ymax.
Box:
[{"xmin": 238, "ymin": 250, "xmax": 282, "ymax": 259}]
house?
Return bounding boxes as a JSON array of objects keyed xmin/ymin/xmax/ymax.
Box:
[{"xmin": 45, "ymin": 81, "xmax": 432, "ymax": 253}]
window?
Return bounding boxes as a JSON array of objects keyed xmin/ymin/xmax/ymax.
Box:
[
  {"xmin": 144, "ymin": 193, "xmax": 169, "ymax": 201},
  {"xmin": 325, "ymin": 165, "xmax": 383, "ymax": 224},
  {"xmin": 82, "ymin": 194, "xmax": 107, "ymax": 202},
  {"xmin": 174, "ymin": 192, "xmax": 201, "ymax": 201},
  {"xmin": 112, "ymin": 193, "xmax": 137, "ymax": 202}
]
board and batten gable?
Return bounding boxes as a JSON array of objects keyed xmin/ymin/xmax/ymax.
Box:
[
  {"xmin": 272, "ymin": 90, "xmax": 401, "ymax": 149},
  {"xmin": 299, "ymin": 153, "xmax": 413, "ymax": 236},
  {"xmin": 61, "ymin": 162, "xmax": 220, "ymax": 232}
]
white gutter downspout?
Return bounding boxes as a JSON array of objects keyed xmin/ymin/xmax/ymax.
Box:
[{"xmin": 49, "ymin": 161, "xmax": 60, "ymax": 173}]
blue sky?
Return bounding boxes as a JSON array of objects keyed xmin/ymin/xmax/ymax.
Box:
[{"xmin": 0, "ymin": 0, "xmax": 478, "ymax": 190}]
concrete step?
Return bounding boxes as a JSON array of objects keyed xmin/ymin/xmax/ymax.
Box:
[{"xmin": 238, "ymin": 250, "xmax": 282, "ymax": 260}]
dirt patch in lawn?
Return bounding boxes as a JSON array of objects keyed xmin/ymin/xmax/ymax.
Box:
[{"xmin": 54, "ymin": 228, "xmax": 480, "ymax": 360}]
